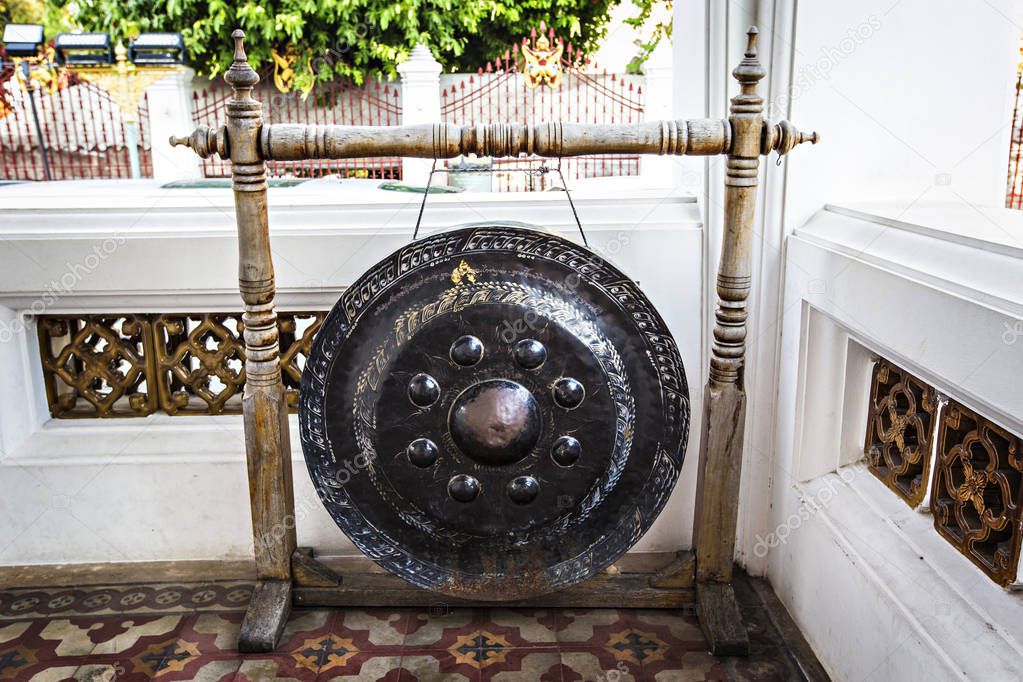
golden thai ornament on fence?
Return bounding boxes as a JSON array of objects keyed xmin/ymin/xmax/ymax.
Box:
[
  {"xmin": 71, "ymin": 43, "xmax": 182, "ymax": 126},
  {"xmin": 270, "ymin": 47, "xmax": 315, "ymax": 97},
  {"xmin": 1, "ymin": 47, "xmax": 66, "ymax": 119},
  {"xmin": 522, "ymin": 32, "xmax": 564, "ymax": 88}
]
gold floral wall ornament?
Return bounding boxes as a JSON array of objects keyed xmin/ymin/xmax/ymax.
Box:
[
  {"xmin": 864, "ymin": 359, "xmax": 937, "ymax": 507},
  {"xmin": 522, "ymin": 32, "xmax": 564, "ymax": 89},
  {"xmin": 37, "ymin": 315, "xmax": 159, "ymax": 418},
  {"xmin": 931, "ymin": 399, "xmax": 1023, "ymax": 586}
]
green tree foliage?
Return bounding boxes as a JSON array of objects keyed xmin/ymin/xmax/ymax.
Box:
[
  {"xmin": 625, "ymin": 0, "xmax": 671, "ymax": 74},
  {"xmin": 54, "ymin": 0, "xmax": 619, "ymax": 86}
]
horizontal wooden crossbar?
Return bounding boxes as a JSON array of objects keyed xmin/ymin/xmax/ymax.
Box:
[{"xmin": 293, "ymin": 550, "xmax": 696, "ymax": 610}]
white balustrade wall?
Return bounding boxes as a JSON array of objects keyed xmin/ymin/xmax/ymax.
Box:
[{"xmin": 0, "ymin": 181, "xmax": 706, "ymax": 565}]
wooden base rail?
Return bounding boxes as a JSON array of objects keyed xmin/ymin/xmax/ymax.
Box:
[{"xmin": 169, "ymin": 27, "xmax": 818, "ymax": 655}]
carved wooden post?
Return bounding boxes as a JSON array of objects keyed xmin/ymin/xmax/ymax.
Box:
[
  {"xmin": 692, "ymin": 27, "xmax": 764, "ymax": 656},
  {"xmin": 224, "ymin": 31, "xmax": 298, "ymax": 653}
]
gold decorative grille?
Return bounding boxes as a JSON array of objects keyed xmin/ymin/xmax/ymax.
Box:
[
  {"xmin": 37, "ymin": 312, "xmax": 326, "ymax": 418},
  {"xmin": 154, "ymin": 314, "xmax": 247, "ymax": 415},
  {"xmin": 930, "ymin": 400, "xmax": 1023, "ymax": 586},
  {"xmin": 864, "ymin": 358, "xmax": 937, "ymax": 507},
  {"xmin": 38, "ymin": 316, "xmax": 159, "ymax": 418},
  {"xmin": 280, "ymin": 312, "xmax": 326, "ymax": 410}
]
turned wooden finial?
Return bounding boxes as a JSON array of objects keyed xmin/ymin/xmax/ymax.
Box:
[
  {"xmin": 744, "ymin": 26, "xmax": 758, "ymax": 58},
  {"xmin": 732, "ymin": 26, "xmax": 765, "ymax": 87},
  {"xmin": 225, "ymin": 29, "xmax": 260, "ymax": 92},
  {"xmin": 169, "ymin": 124, "xmax": 228, "ymax": 159},
  {"xmin": 763, "ymin": 119, "xmax": 820, "ymax": 157},
  {"xmin": 232, "ymin": 29, "xmax": 246, "ymax": 61}
]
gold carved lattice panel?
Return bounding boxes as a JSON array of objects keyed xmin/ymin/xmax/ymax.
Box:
[
  {"xmin": 153, "ymin": 314, "xmax": 247, "ymax": 415},
  {"xmin": 930, "ymin": 400, "xmax": 1023, "ymax": 586},
  {"xmin": 279, "ymin": 312, "xmax": 326, "ymax": 410},
  {"xmin": 40, "ymin": 311, "xmax": 329, "ymax": 417},
  {"xmin": 37, "ymin": 315, "xmax": 158, "ymax": 418},
  {"xmin": 864, "ymin": 358, "xmax": 937, "ymax": 507}
]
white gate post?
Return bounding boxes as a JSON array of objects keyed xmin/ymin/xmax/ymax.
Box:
[
  {"xmin": 397, "ymin": 45, "xmax": 442, "ymax": 186},
  {"xmin": 147, "ymin": 68, "xmax": 202, "ymax": 182},
  {"xmin": 641, "ymin": 42, "xmax": 674, "ymax": 187}
]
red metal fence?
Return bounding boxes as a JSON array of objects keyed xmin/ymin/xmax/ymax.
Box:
[
  {"xmin": 1, "ymin": 77, "xmax": 152, "ymax": 181},
  {"xmin": 191, "ymin": 70, "xmax": 402, "ymax": 179},
  {"xmin": 1006, "ymin": 70, "xmax": 1023, "ymax": 209},
  {"xmin": 440, "ymin": 31, "xmax": 644, "ymax": 191}
]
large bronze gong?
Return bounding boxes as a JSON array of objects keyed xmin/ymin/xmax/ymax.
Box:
[{"xmin": 300, "ymin": 224, "xmax": 690, "ymax": 601}]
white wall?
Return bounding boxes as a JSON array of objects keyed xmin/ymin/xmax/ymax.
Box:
[
  {"xmin": 784, "ymin": 0, "xmax": 1020, "ymax": 229},
  {"xmin": 678, "ymin": 0, "xmax": 1023, "ymax": 574},
  {"xmin": 771, "ymin": 205, "xmax": 1023, "ymax": 680},
  {"xmin": 765, "ymin": 3, "xmax": 1023, "ymax": 678},
  {"xmin": 670, "ymin": 0, "xmax": 1023, "ymax": 678}
]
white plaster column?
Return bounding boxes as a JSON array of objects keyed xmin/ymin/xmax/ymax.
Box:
[
  {"xmin": 397, "ymin": 45, "xmax": 442, "ymax": 186},
  {"xmin": 146, "ymin": 68, "xmax": 201, "ymax": 182},
  {"xmin": 640, "ymin": 41, "xmax": 674, "ymax": 187}
]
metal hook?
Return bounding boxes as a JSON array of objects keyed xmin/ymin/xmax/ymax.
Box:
[{"xmin": 411, "ymin": 157, "xmax": 589, "ymax": 248}]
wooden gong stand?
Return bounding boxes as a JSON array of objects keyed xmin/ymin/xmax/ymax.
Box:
[{"xmin": 171, "ymin": 27, "xmax": 817, "ymax": 655}]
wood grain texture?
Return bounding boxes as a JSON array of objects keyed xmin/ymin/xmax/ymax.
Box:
[
  {"xmin": 226, "ymin": 30, "xmax": 297, "ymax": 584},
  {"xmin": 692, "ymin": 27, "xmax": 764, "ymax": 587},
  {"xmin": 257, "ymin": 120, "xmax": 730, "ymax": 160},
  {"xmin": 292, "ymin": 548, "xmax": 343, "ymax": 588},
  {"xmin": 172, "ymin": 116, "xmax": 814, "ymax": 163},
  {"xmin": 238, "ymin": 579, "xmax": 292, "ymax": 653},
  {"xmin": 648, "ymin": 550, "xmax": 696, "ymax": 589},
  {"xmin": 696, "ymin": 581, "xmax": 750, "ymax": 656},
  {"xmin": 295, "ymin": 571, "xmax": 694, "ymax": 609},
  {"xmin": 226, "ymin": 30, "xmax": 295, "ymax": 655}
]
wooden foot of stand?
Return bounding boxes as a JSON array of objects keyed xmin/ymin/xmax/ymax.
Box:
[
  {"xmin": 238, "ymin": 579, "xmax": 292, "ymax": 653},
  {"xmin": 696, "ymin": 581, "xmax": 750, "ymax": 656}
]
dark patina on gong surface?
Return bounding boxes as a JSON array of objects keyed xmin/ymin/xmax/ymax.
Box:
[{"xmin": 300, "ymin": 225, "xmax": 690, "ymax": 601}]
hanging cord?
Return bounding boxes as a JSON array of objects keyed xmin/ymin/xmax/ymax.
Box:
[
  {"xmin": 412, "ymin": 158, "xmax": 439, "ymax": 241},
  {"xmin": 411, "ymin": 157, "xmax": 589, "ymax": 248},
  {"xmin": 553, "ymin": 154, "xmax": 588, "ymax": 247}
]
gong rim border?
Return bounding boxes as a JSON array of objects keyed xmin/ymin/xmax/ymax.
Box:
[{"xmin": 299, "ymin": 225, "xmax": 690, "ymax": 601}]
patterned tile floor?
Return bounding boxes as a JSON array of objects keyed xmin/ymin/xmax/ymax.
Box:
[{"xmin": 0, "ymin": 575, "xmax": 826, "ymax": 681}]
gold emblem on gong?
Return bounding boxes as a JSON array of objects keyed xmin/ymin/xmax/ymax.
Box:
[{"xmin": 451, "ymin": 260, "xmax": 478, "ymax": 284}]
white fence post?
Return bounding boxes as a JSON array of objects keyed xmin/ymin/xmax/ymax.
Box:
[
  {"xmin": 641, "ymin": 42, "xmax": 674, "ymax": 187},
  {"xmin": 397, "ymin": 45, "xmax": 442, "ymax": 186},
  {"xmin": 146, "ymin": 68, "xmax": 201, "ymax": 182}
]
